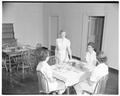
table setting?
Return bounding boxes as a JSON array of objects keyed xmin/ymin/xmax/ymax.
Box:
[{"xmin": 51, "ymin": 59, "xmax": 87, "ymax": 87}]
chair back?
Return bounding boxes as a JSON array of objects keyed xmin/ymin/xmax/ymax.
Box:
[
  {"xmin": 37, "ymin": 71, "xmax": 49, "ymax": 93},
  {"xmin": 94, "ymin": 74, "xmax": 109, "ymax": 94},
  {"xmin": 11, "ymin": 52, "xmax": 22, "ymax": 65},
  {"xmin": 21, "ymin": 50, "xmax": 29, "ymax": 64},
  {"xmin": 27, "ymin": 49, "xmax": 36, "ymax": 68},
  {"xmin": 47, "ymin": 56, "xmax": 58, "ymax": 66},
  {"xmin": 50, "ymin": 45, "xmax": 56, "ymax": 56}
]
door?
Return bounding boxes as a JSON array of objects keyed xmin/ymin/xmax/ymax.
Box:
[
  {"xmin": 87, "ymin": 16, "xmax": 105, "ymax": 53},
  {"xmin": 49, "ymin": 16, "xmax": 59, "ymax": 52}
]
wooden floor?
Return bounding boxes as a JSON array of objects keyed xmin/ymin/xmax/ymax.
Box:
[{"xmin": 2, "ymin": 67, "xmax": 118, "ymax": 95}]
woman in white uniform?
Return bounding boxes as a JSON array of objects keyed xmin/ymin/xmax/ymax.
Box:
[
  {"xmin": 55, "ymin": 31, "xmax": 72, "ymax": 64},
  {"xmin": 84, "ymin": 42, "xmax": 97, "ymax": 71},
  {"xmin": 74, "ymin": 51, "xmax": 109, "ymax": 94},
  {"xmin": 36, "ymin": 48, "xmax": 66, "ymax": 94}
]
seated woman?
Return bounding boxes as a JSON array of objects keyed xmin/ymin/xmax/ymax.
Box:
[
  {"xmin": 83, "ymin": 42, "xmax": 97, "ymax": 71},
  {"xmin": 74, "ymin": 51, "xmax": 109, "ymax": 94},
  {"xmin": 36, "ymin": 48, "xmax": 65, "ymax": 94}
]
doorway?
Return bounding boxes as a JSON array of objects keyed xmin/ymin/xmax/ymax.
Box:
[
  {"xmin": 49, "ymin": 16, "xmax": 59, "ymax": 54},
  {"xmin": 87, "ymin": 16, "xmax": 105, "ymax": 53}
]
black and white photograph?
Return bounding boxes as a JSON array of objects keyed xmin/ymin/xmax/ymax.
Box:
[{"xmin": 2, "ymin": 0, "xmax": 119, "ymax": 95}]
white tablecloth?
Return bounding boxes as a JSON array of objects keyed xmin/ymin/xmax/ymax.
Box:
[{"xmin": 52, "ymin": 64, "xmax": 85, "ymax": 87}]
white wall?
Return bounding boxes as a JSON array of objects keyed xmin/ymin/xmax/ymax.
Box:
[
  {"xmin": 103, "ymin": 4, "xmax": 118, "ymax": 70},
  {"xmin": 3, "ymin": 3, "xmax": 118, "ymax": 70},
  {"xmin": 43, "ymin": 3, "xmax": 66, "ymax": 48},
  {"xmin": 80, "ymin": 3, "xmax": 118, "ymax": 70},
  {"xmin": 43, "ymin": 3, "xmax": 118, "ymax": 70},
  {"xmin": 2, "ymin": 3, "xmax": 44, "ymax": 47}
]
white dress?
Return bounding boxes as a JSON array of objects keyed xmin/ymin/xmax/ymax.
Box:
[
  {"xmin": 74, "ymin": 63, "xmax": 108, "ymax": 94},
  {"xmin": 36, "ymin": 61, "xmax": 58, "ymax": 91},
  {"xmin": 90, "ymin": 63, "xmax": 109, "ymax": 82},
  {"xmin": 85, "ymin": 50, "xmax": 97, "ymax": 71},
  {"xmin": 55, "ymin": 38, "xmax": 71, "ymax": 63}
]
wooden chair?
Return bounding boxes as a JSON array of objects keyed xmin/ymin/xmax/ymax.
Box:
[
  {"xmin": 17, "ymin": 50, "xmax": 33, "ymax": 78},
  {"xmin": 10, "ymin": 52, "xmax": 23, "ymax": 70},
  {"xmin": 37, "ymin": 71, "xmax": 66, "ymax": 94},
  {"xmin": 50, "ymin": 45, "xmax": 56, "ymax": 56},
  {"xmin": 27, "ymin": 49, "xmax": 36, "ymax": 69},
  {"xmin": 37, "ymin": 71, "xmax": 50, "ymax": 94},
  {"xmin": 2, "ymin": 59, "xmax": 8, "ymax": 71},
  {"xmin": 2, "ymin": 52, "xmax": 9, "ymax": 71},
  {"xmin": 82, "ymin": 74, "xmax": 109, "ymax": 95}
]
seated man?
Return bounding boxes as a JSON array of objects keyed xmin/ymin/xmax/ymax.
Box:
[
  {"xmin": 74, "ymin": 51, "xmax": 109, "ymax": 94},
  {"xmin": 36, "ymin": 48, "xmax": 66, "ymax": 94}
]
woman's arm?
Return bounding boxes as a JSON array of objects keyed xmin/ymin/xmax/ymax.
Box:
[
  {"xmin": 85, "ymin": 52, "xmax": 89, "ymax": 63},
  {"xmin": 91, "ymin": 52, "xmax": 97, "ymax": 66},
  {"xmin": 67, "ymin": 46, "xmax": 72, "ymax": 60},
  {"xmin": 67, "ymin": 40, "xmax": 72, "ymax": 60}
]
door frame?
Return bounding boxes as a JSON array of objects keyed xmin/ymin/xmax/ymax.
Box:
[
  {"xmin": 48, "ymin": 16, "xmax": 61, "ymax": 50},
  {"xmin": 81, "ymin": 12, "xmax": 107, "ymax": 60},
  {"xmin": 88, "ymin": 16, "xmax": 105, "ymax": 53}
]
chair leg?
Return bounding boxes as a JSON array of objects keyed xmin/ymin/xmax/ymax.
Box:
[
  {"xmin": 29, "ymin": 63, "xmax": 33, "ymax": 71},
  {"xmin": 17, "ymin": 63, "xmax": 19, "ymax": 71},
  {"xmin": 2, "ymin": 60, "xmax": 8, "ymax": 72},
  {"xmin": 30, "ymin": 66, "xmax": 33, "ymax": 71},
  {"xmin": 5, "ymin": 63, "xmax": 8, "ymax": 72},
  {"xmin": 22, "ymin": 63, "xmax": 24, "ymax": 79},
  {"xmin": 67, "ymin": 87, "xmax": 70, "ymax": 94}
]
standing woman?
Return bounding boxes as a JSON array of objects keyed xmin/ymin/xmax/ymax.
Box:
[{"xmin": 55, "ymin": 31, "xmax": 72, "ymax": 64}]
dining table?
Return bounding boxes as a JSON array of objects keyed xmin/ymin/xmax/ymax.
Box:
[
  {"xmin": 51, "ymin": 59, "xmax": 90, "ymax": 94},
  {"xmin": 2, "ymin": 47, "xmax": 28, "ymax": 73},
  {"xmin": 2, "ymin": 45, "xmax": 36, "ymax": 72},
  {"xmin": 2, "ymin": 45, "xmax": 35, "ymax": 87},
  {"xmin": 2, "ymin": 46, "xmax": 36, "ymax": 87}
]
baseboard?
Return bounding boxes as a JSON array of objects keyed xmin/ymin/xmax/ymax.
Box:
[
  {"xmin": 72, "ymin": 55, "xmax": 81, "ymax": 60},
  {"xmin": 41, "ymin": 47, "xmax": 48, "ymax": 49}
]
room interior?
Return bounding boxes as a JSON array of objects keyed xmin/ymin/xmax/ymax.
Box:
[{"xmin": 2, "ymin": 1, "xmax": 119, "ymax": 95}]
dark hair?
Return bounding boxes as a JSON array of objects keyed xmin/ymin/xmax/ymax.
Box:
[
  {"xmin": 37, "ymin": 48, "xmax": 49, "ymax": 62},
  {"xmin": 60, "ymin": 30, "xmax": 66, "ymax": 34},
  {"xmin": 97, "ymin": 51, "xmax": 107, "ymax": 63},
  {"xmin": 88, "ymin": 42, "xmax": 95, "ymax": 49},
  {"xmin": 60, "ymin": 30, "xmax": 63, "ymax": 33}
]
